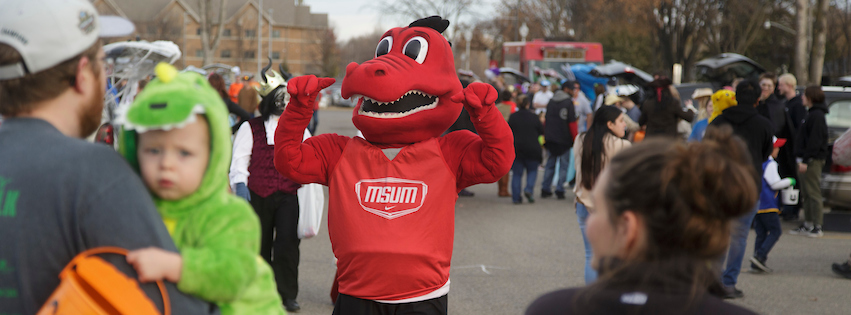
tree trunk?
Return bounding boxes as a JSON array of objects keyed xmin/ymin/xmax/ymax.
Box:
[
  {"xmin": 809, "ymin": 0, "xmax": 829, "ymax": 85},
  {"xmin": 794, "ymin": 0, "xmax": 809, "ymax": 85},
  {"xmin": 199, "ymin": 0, "xmax": 227, "ymax": 66},
  {"xmin": 200, "ymin": 0, "xmax": 211, "ymax": 65}
]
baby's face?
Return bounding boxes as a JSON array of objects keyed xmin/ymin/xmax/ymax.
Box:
[{"xmin": 137, "ymin": 117, "xmax": 210, "ymax": 200}]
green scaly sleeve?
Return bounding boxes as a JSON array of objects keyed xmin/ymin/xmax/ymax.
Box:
[{"xmin": 176, "ymin": 197, "xmax": 261, "ymax": 303}]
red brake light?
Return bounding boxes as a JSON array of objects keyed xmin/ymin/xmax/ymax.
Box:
[{"xmin": 95, "ymin": 123, "xmax": 115, "ymax": 145}]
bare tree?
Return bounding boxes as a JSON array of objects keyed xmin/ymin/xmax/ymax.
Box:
[
  {"xmin": 377, "ymin": 0, "xmax": 480, "ymax": 39},
  {"xmin": 795, "ymin": 0, "xmax": 810, "ymax": 84},
  {"xmin": 339, "ymin": 30, "xmax": 385, "ymax": 71},
  {"xmin": 317, "ymin": 27, "xmax": 341, "ymax": 77},
  {"xmin": 524, "ymin": 0, "xmax": 571, "ymax": 38},
  {"xmin": 810, "ymin": 0, "xmax": 830, "ymax": 84},
  {"xmin": 703, "ymin": 0, "xmax": 778, "ymax": 55},
  {"xmin": 653, "ymin": 0, "xmax": 716, "ymax": 80},
  {"xmin": 199, "ymin": 0, "xmax": 227, "ymax": 66}
]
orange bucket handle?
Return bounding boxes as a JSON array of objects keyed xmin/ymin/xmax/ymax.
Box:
[{"xmin": 64, "ymin": 246, "xmax": 171, "ymax": 315}]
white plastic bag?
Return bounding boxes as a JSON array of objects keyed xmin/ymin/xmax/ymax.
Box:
[
  {"xmin": 297, "ymin": 183, "xmax": 324, "ymax": 239},
  {"xmin": 833, "ymin": 127, "xmax": 851, "ymax": 166}
]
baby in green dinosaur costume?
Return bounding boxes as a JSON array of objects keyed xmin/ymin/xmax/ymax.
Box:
[{"xmin": 118, "ymin": 63, "xmax": 286, "ymax": 315}]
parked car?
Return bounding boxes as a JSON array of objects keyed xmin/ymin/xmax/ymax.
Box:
[
  {"xmin": 820, "ymin": 87, "xmax": 851, "ymax": 209},
  {"xmin": 325, "ymin": 81, "xmax": 354, "ymax": 107},
  {"xmin": 694, "ymin": 53, "xmax": 765, "ymax": 90},
  {"xmin": 498, "ymin": 67, "xmax": 531, "ymax": 87}
]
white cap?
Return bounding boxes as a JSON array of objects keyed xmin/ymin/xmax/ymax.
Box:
[{"xmin": 0, "ymin": 0, "xmax": 135, "ymax": 80}]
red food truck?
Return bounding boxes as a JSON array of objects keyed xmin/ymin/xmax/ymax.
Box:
[{"xmin": 502, "ymin": 40, "xmax": 604, "ymax": 82}]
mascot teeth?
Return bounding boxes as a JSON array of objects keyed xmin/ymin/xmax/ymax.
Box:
[
  {"xmin": 358, "ymin": 90, "xmax": 438, "ymax": 118},
  {"xmin": 359, "ymin": 97, "xmax": 439, "ymax": 119}
]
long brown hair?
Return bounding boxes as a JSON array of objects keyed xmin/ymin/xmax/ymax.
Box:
[
  {"xmin": 578, "ymin": 125, "xmax": 757, "ymax": 308},
  {"xmin": 207, "ymin": 73, "xmax": 229, "ymax": 100},
  {"xmin": 579, "ymin": 105, "xmax": 623, "ymax": 190}
]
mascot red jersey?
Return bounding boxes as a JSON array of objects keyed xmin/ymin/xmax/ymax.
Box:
[{"xmin": 274, "ymin": 16, "xmax": 514, "ymax": 310}]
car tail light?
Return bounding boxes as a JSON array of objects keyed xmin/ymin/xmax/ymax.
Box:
[
  {"xmin": 94, "ymin": 123, "xmax": 114, "ymax": 146},
  {"xmin": 832, "ymin": 164, "xmax": 851, "ymax": 173}
]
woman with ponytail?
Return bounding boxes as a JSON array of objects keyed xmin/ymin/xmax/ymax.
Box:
[
  {"xmin": 527, "ymin": 125, "xmax": 758, "ymax": 315},
  {"xmin": 572, "ymin": 105, "xmax": 630, "ymax": 284}
]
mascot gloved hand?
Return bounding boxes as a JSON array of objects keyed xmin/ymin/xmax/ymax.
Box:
[
  {"xmin": 452, "ymin": 82, "xmax": 500, "ymax": 121},
  {"xmin": 286, "ymin": 75, "xmax": 336, "ymax": 113},
  {"xmin": 273, "ymin": 15, "xmax": 514, "ymax": 313}
]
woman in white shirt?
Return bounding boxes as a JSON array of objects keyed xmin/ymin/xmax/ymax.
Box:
[{"xmin": 573, "ymin": 105, "xmax": 630, "ymax": 284}]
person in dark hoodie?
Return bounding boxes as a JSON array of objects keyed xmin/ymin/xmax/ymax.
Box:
[
  {"xmin": 760, "ymin": 73, "xmax": 800, "ymax": 221},
  {"xmin": 789, "ymin": 85, "xmax": 829, "ymax": 238},
  {"xmin": 540, "ymin": 81, "xmax": 578, "ymax": 200},
  {"xmin": 508, "ymin": 95, "xmax": 544, "ymax": 204},
  {"xmin": 779, "ymin": 74, "xmax": 808, "ymax": 131},
  {"xmin": 639, "ymin": 77, "xmax": 696, "ymax": 138},
  {"xmin": 709, "ymin": 79, "xmax": 774, "ymax": 299}
]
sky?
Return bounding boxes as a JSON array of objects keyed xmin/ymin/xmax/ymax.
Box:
[{"xmin": 303, "ymin": 0, "xmax": 501, "ymax": 41}]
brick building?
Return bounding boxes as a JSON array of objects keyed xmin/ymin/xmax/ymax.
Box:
[{"xmin": 91, "ymin": 0, "xmax": 328, "ymax": 75}]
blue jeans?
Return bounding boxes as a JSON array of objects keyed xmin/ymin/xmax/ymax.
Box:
[
  {"xmin": 541, "ymin": 149, "xmax": 569, "ymax": 193},
  {"xmin": 566, "ymin": 148, "xmax": 576, "ymax": 184},
  {"xmin": 576, "ymin": 202, "xmax": 597, "ymax": 284},
  {"xmin": 511, "ymin": 159, "xmax": 539, "ymax": 203},
  {"xmin": 753, "ymin": 212, "xmax": 782, "ymax": 261},
  {"xmin": 722, "ymin": 203, "xmax": 758, "ymax": 287}
]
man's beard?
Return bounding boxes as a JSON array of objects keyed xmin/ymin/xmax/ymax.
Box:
[{"xmin": 79, "ymin": 73, "xmax": 105, "ymax": 138}]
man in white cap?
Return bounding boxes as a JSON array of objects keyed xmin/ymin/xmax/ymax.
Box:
[
  {"xmin": 0, "ymin": 0, "xmax": 216, "ymax": 313},
  {"xmin": 532, "ymin": 79, "xmax": 554, "ymax": 115}
]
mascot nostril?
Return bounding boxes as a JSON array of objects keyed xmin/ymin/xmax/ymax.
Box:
[{"xmin": 273, "ymin": 15, "xmax": 514, "ymax": 310}]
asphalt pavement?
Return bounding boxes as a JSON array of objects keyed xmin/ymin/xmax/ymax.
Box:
[{"xmin": 292, "ymin": 107, "xmax": 851, "ymax": 315}]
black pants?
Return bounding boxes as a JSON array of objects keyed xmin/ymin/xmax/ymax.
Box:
[
  {"xmin": 249, "ymin": 190, "xmax": 300, "ymax": 301},
  {"xmin": 333, "ymin": 294, "xmax": 448, "ymax": 315}
]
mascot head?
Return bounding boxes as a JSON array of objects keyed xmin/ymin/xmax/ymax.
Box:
[{"xmin": 341, "ymin": 16, "xmax": 463, "ymax": 144}]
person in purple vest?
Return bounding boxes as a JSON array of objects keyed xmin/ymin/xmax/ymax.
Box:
[{"xmin": 229, "ymin": 65, "xmax": 305, "ymax": 313}]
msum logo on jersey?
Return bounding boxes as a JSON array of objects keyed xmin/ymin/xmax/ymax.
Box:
[{"xmin": 355, "ymin": 177, "xmax": 428, "ymax": 219}]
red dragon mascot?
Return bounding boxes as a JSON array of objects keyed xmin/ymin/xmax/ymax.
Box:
[{"xmin": 273, "ymin": 16, "xmax": 514, "ymax": 312}]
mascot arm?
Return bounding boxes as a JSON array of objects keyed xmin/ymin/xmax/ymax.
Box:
[
  {"xmin": 274, "ymin": 75, "xmax": 347, "ymax": 185},
  {"xmin": 177, "ymin": 204, "xmax": 258, "ymax": 302},
  {"xmin": 444, "ymin": 83, "xmax": 515, "ymax": 189}
]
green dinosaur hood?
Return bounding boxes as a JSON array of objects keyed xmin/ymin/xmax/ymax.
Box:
[{"xmin": 118, "ymin": 63, "xmax": 232, "ymax": 217}]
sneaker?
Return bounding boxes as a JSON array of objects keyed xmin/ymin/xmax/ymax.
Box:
[
  {"xmin": 458, "ymin": 189, "xmax": 475, "ymax": 197},
  {"xmin": 832, "ymin": 261, "xmax": 851, "ymax": 279},
  {"xmin": 721, "ymin": 286, "xmax": 744, "ymax": 299},
  {"xmin": 540, "ymin": 190, "xmax": 553, "ymax": 198},
  {"xmin": 283, "ymin": 299, "xmax": 301, "ymax": 312},
  {"xmin": 555, "ymin": 191, "xmax": 566, "ymax": 200},
  {"xmin": 789, "ymin": 224, "xmax": 812, "ymax": 235},
  {"xmin": 524, "ymin": 192, "xmax": 535, "ymax": 203},
  {"xmin": 750, "ymin": 256, "xmax": 773, "ymax": 273},
  {"xmin": 808, "ymin": 226, "xmax": 824, "ymax": 238}
]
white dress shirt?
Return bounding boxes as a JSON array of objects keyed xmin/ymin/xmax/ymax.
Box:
[{"xmin": 229, "ymin": 115, "xmax": 311, "ymax": 190}]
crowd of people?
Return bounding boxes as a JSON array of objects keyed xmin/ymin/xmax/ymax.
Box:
[
  {"xmin": 3, "ymin": 2, "xmax": 851, "ymax": 315},
  {"xmin": 483, "ymin": 64, "xmax": 848, "ymax": 310}
]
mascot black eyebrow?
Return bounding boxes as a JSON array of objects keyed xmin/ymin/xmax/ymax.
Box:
[{"xmin": 273, "ymin": 16, "xmax": 514, "ymax": 311}]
